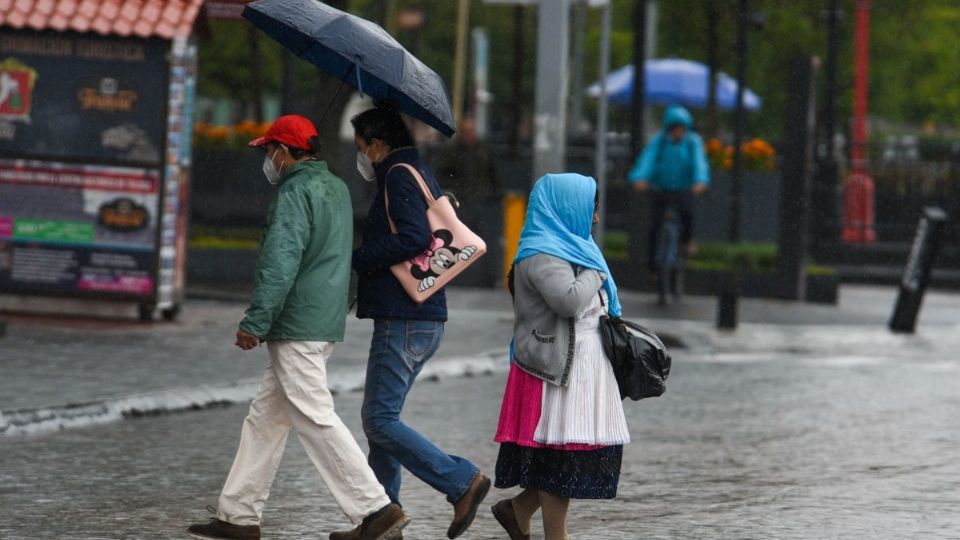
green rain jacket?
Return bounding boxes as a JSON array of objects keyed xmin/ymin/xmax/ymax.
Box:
[{"xmin": 239, "ymin": 160, "xmax": 353, "ymax": 342}]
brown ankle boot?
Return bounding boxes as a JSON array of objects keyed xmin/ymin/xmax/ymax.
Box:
[
  {"xmin": 328, "ymin": 503, "xmax": 408, "ymax": 540},
  {"xmin": 187, "ymin": 518, "xmax": 260, "ymax": 540},
  {"xmin": 447, "ymin": 473, "xmax": 491, "ymax": 539}
]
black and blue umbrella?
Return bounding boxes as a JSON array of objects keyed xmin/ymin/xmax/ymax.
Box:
[{"xmin": 243, "ymin": 0, "xmax": 456, "ymax": 137}]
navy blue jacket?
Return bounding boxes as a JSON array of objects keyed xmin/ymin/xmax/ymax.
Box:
[{"xmin": 353, "ymin": 147, "xmax": 447, "ymax": 321}]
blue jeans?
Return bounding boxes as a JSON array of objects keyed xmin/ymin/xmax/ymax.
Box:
[{"xmin": 361, "ymin": 319, "xmax": 479, "ymax": 505}]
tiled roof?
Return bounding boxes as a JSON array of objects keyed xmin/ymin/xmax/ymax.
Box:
[
  {"xmin": 0, "ymin": 0, "xmax": 206, "ymax": 39},
  {"xmin": 204, "ymin": 0, "xmax": 253, "ymax": 20}
]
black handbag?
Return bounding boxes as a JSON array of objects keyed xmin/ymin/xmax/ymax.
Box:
[{"xmin": 598, "ymin": 295, "xmax": 672, "ymax": 400}]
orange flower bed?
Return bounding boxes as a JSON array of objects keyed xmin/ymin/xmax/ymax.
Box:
[{"xmin": 706, "ymin": 137, "xmax": 776, "ymax": 171}]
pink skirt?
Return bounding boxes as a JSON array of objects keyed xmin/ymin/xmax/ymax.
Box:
[{"xmin": 494, "ymin": 363, "xmax": 604, "ymax": 451}]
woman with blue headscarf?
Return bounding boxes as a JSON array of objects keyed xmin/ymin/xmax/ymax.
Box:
[{"xmin": 491, "ymin": 174, "xmax": 630, "ymax": 540}]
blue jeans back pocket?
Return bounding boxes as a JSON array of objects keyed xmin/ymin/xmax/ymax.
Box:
[{"xmin": 403, "ymin": 321, "xmax": 442, "ymax": 367}]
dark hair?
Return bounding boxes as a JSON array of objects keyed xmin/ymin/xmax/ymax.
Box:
[
  {"xmin": 351, "ymin": 101, "xmax": 415, "ymax": 149},
  {"xmin": 268, "ymin": 136, "xmax": 321, "ymax": 160}
]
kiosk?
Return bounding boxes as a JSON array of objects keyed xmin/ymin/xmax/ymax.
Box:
[{"xmin": 0, "ymin": 1, "xmax": 202, "ymax": 320}]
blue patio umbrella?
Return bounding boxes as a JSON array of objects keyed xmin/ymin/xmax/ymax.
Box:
[
  {"xmin": 243, "ymin": 0, "xmax": 456, "ymax": 137},
  {"xmin": 587, "ymin": 58, "xmax": 762, "ymax": 111}
]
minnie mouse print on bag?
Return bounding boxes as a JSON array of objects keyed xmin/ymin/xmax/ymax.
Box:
[{"xmin": 385, "ymin": 163, "xmax": 486, "ymax": 302}]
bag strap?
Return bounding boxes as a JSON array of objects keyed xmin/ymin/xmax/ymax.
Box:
[
  {"xmin": 597, "ymin": 290, "xmax": 613, "ymax": 321},
  {"xmin": 383, "ymin": 163, "xmax": 435, "ymax": 235}
]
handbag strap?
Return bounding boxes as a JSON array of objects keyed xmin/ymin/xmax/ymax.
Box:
[
  {"xmin": 384, "ymin": 163, "xmax": 436, "ymax": 235},
  {"xmin": 597, "ymin": 290, "xmax": 613, "ymax": 319}
]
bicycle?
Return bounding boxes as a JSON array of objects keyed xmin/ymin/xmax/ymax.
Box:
[{"xmin": 654, "ymin": 205, "xmax": 684, "ymax": 306}]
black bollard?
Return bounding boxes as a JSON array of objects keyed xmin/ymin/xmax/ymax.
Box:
[
  {"xmin": 717, "ymin": 291, "xmax": 738, "ymax": 330},
  {"xmin": 717, "ymin": 273, "xmax": 739, "ymax": 330},
  {"xmin": 0, "ymin": 317, "xmax": 6, "ymax": 338},
  {"xmin": 889, "ymin": 207, "xmax": 948, "ymax": 334}
]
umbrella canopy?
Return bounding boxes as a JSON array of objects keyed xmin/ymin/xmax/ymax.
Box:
[
  {"xmin": 243, "ymin": 0, "xmax": 456, "ymax": 137},
  {"xmin": 587, "ymin": 58, "xmax": 762, "ymax": 111}
]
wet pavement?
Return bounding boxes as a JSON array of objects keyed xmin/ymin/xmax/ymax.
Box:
[
  {"xmin": 4, "ymin": 284, "xmax": 956, "ymax": 413},
  {"xmin": 2, "ymin": 285, "xmax": 960, "ymax": 538},
  {"xmin": 0, "ymin": 292, "xmax": 515, "ymax": 413}
]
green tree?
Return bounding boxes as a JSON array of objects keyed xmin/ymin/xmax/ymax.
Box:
[
  {"xmin": 195, "ymin": 0, "xmax": 960, "ymax": 149},
  {"xmin": 870, "ymin": 1, "xmax": 960, "ymax": 127}
]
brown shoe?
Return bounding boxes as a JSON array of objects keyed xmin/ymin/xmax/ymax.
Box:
[
  {"xmin": 187, "ymin": 518, "xmax": 260, "ymax": 540},
  {"xmin": 491, "ymin": 499, "xmax": 530, "ymax": 540},
  {"xmin": 329, "ymin": 531, "xmax": 402, "ymax": 540},
  {"xmin": 328, "ymin": 503, "xmax": 408, "ymax": 540},
  {"xmin": 447, "ymin": 473, "xmax": 491, "ymax": 539}
]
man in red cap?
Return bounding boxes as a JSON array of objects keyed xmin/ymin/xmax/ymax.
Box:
[{"xmin": 188, "ymin": 115, "xmax": 407, "ymax": 540}]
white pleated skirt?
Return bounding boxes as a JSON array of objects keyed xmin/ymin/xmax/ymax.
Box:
[{"xmin": 533, "ymin": 296, "xmax": 631, "ymax": 447}]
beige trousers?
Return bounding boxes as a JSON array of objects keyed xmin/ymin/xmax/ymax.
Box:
[{"xmin": 218, "ymin": 341, "xmax": 390, "ymax": 525}]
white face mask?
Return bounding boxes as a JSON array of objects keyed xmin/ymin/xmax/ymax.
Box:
[
  {"xmin": 262, "ymin": 147, "xmax": 284, "ymax": 185},
  {"xmin": 356, "ymin": 150, "xmax": 376, "ymax": 182}
]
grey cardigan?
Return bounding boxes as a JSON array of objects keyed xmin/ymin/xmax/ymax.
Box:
[{"xmin": 512, "ymin": 253, "xmax": 605, "ymax": 386}]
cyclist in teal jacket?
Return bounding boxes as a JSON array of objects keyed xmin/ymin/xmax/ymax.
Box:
[{"xmin": 628, "ymin": 105, "xmax": 710, "ymax": 272}]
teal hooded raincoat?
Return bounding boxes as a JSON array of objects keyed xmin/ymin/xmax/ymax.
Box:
[{"xmin": 627, "ymin": 105, "xmax": 710, "ymax": 191}]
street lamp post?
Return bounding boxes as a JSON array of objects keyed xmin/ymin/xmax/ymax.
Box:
[
  {"xmin": 452, "ymin": 0, "xmax": 471, "ymax": 127},
  {"xmin": 627, "ymin": 0, "xmax": 648, "ymax": 277},
  {"xmin": 841, "ymin": 0, "xmax": 877, "ymax": 243},
  {"xmin": 630, "ymin": 0, "xmax": 647, "ymax": 158},
  {"xmin": 814, "ymin": 0, "xmax": 841, "ymax": 247},
  {"xmin": 728, "ymin": 0, "xmax": 749, "ymax": 243},
  {"xmin": 594, "ymin": 1, "xmax": 612, "ymax": 244},
  {"xmin": 532, "ymin": 0, "xmax": 571, "ymax": 181},
  {"xmin": 719, "ymin": 0, "xmax": 759, "ymax": 330}
]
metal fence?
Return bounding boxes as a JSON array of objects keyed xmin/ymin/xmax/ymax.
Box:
[{"xmin": 870, "ymin": 159, "xmax": 960, "ymax": 241}]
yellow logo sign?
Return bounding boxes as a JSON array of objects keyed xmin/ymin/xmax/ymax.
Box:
[
  {"xmin": 0, "ymin": 58, "xmax": 38, "ymax": 121},
  {"xmin": 78, "ymin": 78, "xmax": 138, "ymax": 112}
]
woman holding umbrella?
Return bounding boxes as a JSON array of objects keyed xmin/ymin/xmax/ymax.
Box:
[{"xmin": 340, "ymin": 103, "xmax": 490, "ymax": 540}]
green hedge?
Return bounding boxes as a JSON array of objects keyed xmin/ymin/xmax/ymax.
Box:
[
  {"xmin": 602, "ymin": 234, "xmax": 835, "ymax": 276},
  {"xmin": 689, "ymin": 242, "xmax": 778, "ymax": 273},
  {"xmin": 603, "ymin": 231, "xmax": 630, "ymax": 261},
  {"xmin": 193, "ymin": 227, "xmax": 835, "ymax": 278}
]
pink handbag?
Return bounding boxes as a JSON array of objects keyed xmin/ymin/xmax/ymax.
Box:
[{"xmin": 384, "ymin": 163, "xmax": 487, "ymax": 303}]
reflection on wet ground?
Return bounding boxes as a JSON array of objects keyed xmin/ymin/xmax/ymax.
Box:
[{"xmin": 2, "ymin": 336, "xmax": 958, "ymax": 539}]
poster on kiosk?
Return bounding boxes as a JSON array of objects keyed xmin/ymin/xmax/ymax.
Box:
[{"xmin": 0, "ymin": 28, "xmax": 195, "ymax": 320}]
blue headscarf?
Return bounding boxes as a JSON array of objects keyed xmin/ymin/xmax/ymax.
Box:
[{"xmin": 514, "ymin": 173, "xmax": 622, "ymax": 317}]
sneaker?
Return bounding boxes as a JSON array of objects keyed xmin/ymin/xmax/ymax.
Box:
[
  {"xmin": 491, "ymin": 499, "xmax": 530, "ymax": 540},
  {"xmin": 187, "ymin": 518, "xmax": 260, "ymax": 540},
  {"xmin": 328, "ymin": 503, "xmax": 408, "ymax": 540},
  {"xmin": 447, "ymin": 473, "xmax": 491, "ymax": 539}
]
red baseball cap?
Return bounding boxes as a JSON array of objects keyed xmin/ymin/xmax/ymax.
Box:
[{"xmin": 248, "ymin": 115, "xmax": 319, "ymax": 150}]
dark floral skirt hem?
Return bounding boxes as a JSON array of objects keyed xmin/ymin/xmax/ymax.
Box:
[{"xmin": 494, "ymin": 442, "xmax": 623, "ymax": 499}]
